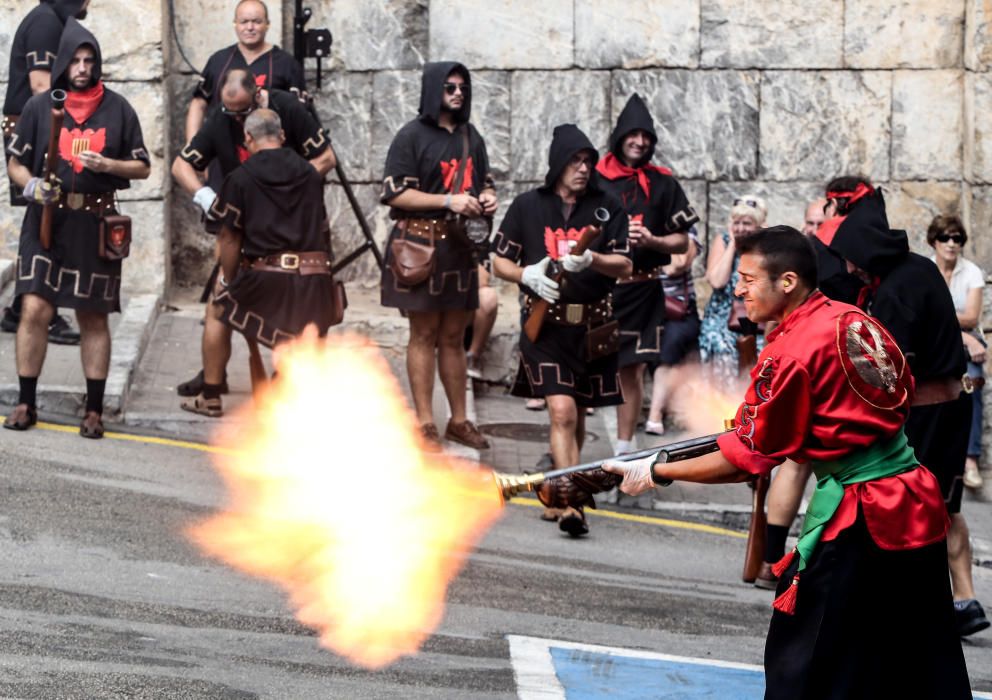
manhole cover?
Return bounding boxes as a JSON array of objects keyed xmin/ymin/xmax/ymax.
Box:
[{"xmin": 479, "ymin": 422, "xmax": 599, "ymax": 443}]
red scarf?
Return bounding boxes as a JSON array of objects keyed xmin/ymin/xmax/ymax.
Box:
[
  {"xmin": 826, "ymin": 182, "xmax": 875, "ymax": 209},
  {"xmin": 595, "ymin": 152, "xmax": 672, "ymax": 198},
  {"xmin": 65, "ymin": 82, "xmax": 105, "ymax": 125},
  {"xmin": 856, "ymin": 276, "xmax": 881, "ymax": 311}
]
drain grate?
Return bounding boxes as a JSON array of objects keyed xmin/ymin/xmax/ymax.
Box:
[{"xmin": 479, "ymin": 422, "xmax": 599, "ymax": 443}]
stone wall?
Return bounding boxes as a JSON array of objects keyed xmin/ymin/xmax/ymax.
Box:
[{"xmin": 0, "ymin": 0, "xmax": 170, "ymax": 297}]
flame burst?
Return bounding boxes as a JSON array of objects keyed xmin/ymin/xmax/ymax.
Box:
[
  {"xmin": 666, "ymin": 363, "xmax": 746, "ymax": 433},
  {"xmin": 189, "ymin": 330, "xmax": 504, "ymax": 669}
]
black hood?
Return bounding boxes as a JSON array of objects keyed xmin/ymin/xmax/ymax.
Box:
[
  {"xmin": 824, "ymin": 189, "xmax": 908, "ymax": 277},
  {"xmin": 609, "ymin": 93, "xmax": 657, "ymax": 166},
  {"xmin": 243, "ymin": 148, "xmax": 316, "ymax": 214},
  {"xmin": 52, "ymin": 17, "xmax": 102, "ymax": 90},
  {"xmin": 42, "ymin": 0, "xmax": 88, "ymax": 22},
  {"xmin": 418, "ymin": 61, "xmax": 471, "ymax": 125},
  {"xmin": 542, "ymin": 123, "xmax": 599, "ymax": 189}
]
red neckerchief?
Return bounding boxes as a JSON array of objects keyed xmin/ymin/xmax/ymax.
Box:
[
  {"xmin": 65, "ymin": 82, "xmax": 105, "ymax": 124},
  {"xmin": 826, "ymin": 182, "xmax": 875, "ymax": 209},
  {"xmin": 595, "ymin": 152, "xmax": 672, "ymax": 198},
  {"xmin": 855, "ymin": 276, "xmax": 881, "ymax": 310}
]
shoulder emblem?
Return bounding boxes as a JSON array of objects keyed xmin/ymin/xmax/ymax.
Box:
[{"xmin": 836, "ymin": 311, "xmax": 908, "ymax": 410}]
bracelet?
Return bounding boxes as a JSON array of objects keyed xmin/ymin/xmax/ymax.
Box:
[
  {"xmin": 443, "ymin": 193, "xmax": 452, "ymax": 210},
  {"xmin": 651, "ymin": 462, "xmax": 673, "ymax": 487}
]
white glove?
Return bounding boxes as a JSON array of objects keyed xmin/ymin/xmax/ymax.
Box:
[
  {"xmin": 23, "ymin": 176, "xmax": 61, "ymax": 205},
  {"xmin": 193, "ymin": 186, "xmax": 218, "ymax": 216},
  {"xmin": 521, "ymin": 257, "xmax": 560, "ymax": 303},
  {"xmin": 602, "ymin": 453, "xmax": 663, "ymax": 496},
  {"xmin": 562, "ymin": 243, "xmax": 593, "ymax": 273}
]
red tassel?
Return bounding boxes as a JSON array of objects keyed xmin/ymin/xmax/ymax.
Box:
[
  {"xmin": 771, "ymin": 549, "xmax": 797, "ymax": 578},
  {"xmin": 772, "ymin": 575, "xmax": 800, "ymax": 615}
]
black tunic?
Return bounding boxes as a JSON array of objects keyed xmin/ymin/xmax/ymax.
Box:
[
  {"xmin": 493, "ymin": 124, "xmax": 630, "ymax": 407},
  {"xmin": 598, "ymin": 94, "xmax": 698, "ymax": 367},
  {"xmin": 211, "ymin": 147, "xmax": 335, "ymax": 348},
  {"xmin": 193, "ymin": 44, "xmax": 305, "ymax": 108},
  {"xmin": 8, "ymin": 20, "xmax": 149, "ymax": 314},
  {"xmin": 380, "ymin": 61, "xmax": 495, "ymax": 313}
]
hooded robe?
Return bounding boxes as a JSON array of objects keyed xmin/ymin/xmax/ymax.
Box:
[
  {"xmin": 210, "ymin": 147, "xmax": 335, "ymax": 347},
  {"xmin": 8, "ymin": 18, "xmax": 149, "ymax": 314},
  {"xmin": 492, "ymin": 124, "xmax": 630, "ymax": 407},
  {"xmin": 380, "ymin": 61, "xmax": 494, "ymax": 312},
  {"xmin": 820, "ymin": 188, "xmax": 970, "ymax": 513},
  {"xmin": 597, "ymin": 94, "xmax": 698, "ymax": 366}
]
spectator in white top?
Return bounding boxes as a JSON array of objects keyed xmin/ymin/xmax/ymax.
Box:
[{"xmin": 928, "ymin": 215, "xmax": 986, "ymax": 490}]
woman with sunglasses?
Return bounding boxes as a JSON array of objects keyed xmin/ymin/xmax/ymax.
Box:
[
  {"xmin": 928, "ymin": 215, "xmax": 986, "ymax": 491},
  {"xmin": 698, "ymin": 195, "xmax": 767, "ymax": 382}
]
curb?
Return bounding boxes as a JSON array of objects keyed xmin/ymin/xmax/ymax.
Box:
[{"xmin": 0, "ymin": 259, "xmax": 14, "ymax": 288}]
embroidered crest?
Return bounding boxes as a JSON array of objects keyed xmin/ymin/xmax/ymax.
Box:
[
  {"xmin": 837, "ymin": 311, "xmax": 907, "ymax": 409},
  {"xmin": 736, "ymin": 358, "xmax": 774, "ymax": 450},
  {"xmin": 58, "ymin": 127, "xmax": 106, "ymax": 173},
  {"xmin": 543, "ymin": 227, "xmax": 584, "ymax": 260},
  {"xmin": 439, "ymin": 157, "xmax": 474, "ymax": 193},
  {"xmin": 254, "ymin": 73, "xmax": 267, "ymax": 88}
]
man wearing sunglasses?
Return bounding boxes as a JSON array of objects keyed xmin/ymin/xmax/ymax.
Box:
[
  {"xmin": 492, "ymin": 124, "xmax": 632, "ymax": 536},
  {"xmin": 380, "ymin": 61, "xmax": 497, "ymax": 452},
  {"xmin": 595, "ymin": 93, "xmax": 696, "ymax": 458},
  {"xmin": 172, "ymin": 67, "xmax": 336, "ymax": 409},
  {"xmin": 818, "ymin": 176, "xmax": 989, "ymax": 637}
]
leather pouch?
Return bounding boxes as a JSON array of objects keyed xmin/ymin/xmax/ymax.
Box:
[
  {"xmin": 98, "ymin": 214, "xmax": 132, "ymax": 261},
  {"xmin": 585, "ymin": 320, "xmax": 620, "ymax": 361},
  {"xmin": 329, "ymin": 280, "xmax": 348, "ymax": 327},
  {"xmin": 389, "ymin": 230, "xmax": 435, "ymax": 286},
  {"xmin": 664, "ymin": 294, "xmax": 688, "ymax": 321}
]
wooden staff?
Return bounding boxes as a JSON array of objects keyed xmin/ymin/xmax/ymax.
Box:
[{"xmin": 39, "ymin": 89, "xmax": 66, "ymax": 251}]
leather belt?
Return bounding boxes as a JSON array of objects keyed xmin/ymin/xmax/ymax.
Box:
[
  {"xmin": 1, "ymin": 114, "xmax": 18, "ymax": 139},
  {"xmin": 56, "ymin": 191, "xmax": 116, "ymax": 215},
  {"xmin": 912, "ymin": 376, "xmax": 972, "ymax": 407},
  {"xmin": 397, "ymin": 217, "xmax": 450, "ymax": 240},
  {"xmin": 528, "ymin": 297, "xmax": 612, "ymax": 326},
  {"xmin": 246, "ymin": 250, "xmax": 331, "ymax": 276},
  {"xmin": 618, "ymin": 266, "xmax": 665, "ymax": 285}
]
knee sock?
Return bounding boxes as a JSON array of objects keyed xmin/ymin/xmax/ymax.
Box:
[
  {"xmin": 203, "ymin": 382, "xmax": 223, "ymax": 400},
  {"xmin": 85, "ymin": 378, "xmax": 106, "ymax": 414},
  {"xmin": 18, "ymin": 375, "xmax": 38, "ymax": 408},
  {"xmin": 765, "ymin": 523, "xmax": 791, "ymax": 563}
]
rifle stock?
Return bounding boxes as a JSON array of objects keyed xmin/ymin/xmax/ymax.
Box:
[
  {"xmin": 741, "ymin": 473, "xmax": 770, "ymax": 583},
  {"xmin": 40, "ymin": 89, "xmax": 66, "ymax": 251},
  {"xmin": 522, "ymin": 224, "xmax": 601, "ymax": 343}
]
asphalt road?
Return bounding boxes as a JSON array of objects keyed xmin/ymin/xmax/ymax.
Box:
[{"xmin": 0, "ymin": 423, "xmax": 989, "ymax": 698}]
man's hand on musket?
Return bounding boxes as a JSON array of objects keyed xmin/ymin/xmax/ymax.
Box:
[
  {"xmin": 602, "ymin": 454, "xmax": 660, "ymax": 496},
  {"xmin": 478, "ymin": 190, "xmax": 498, "ymax": 216},
  {"xmin": 78, "ymin": 150, "xmax": 111, "ymax": 173},
  {"xmin": 22, "ymin": 175, "xmax": 61, "ymax": 205}
]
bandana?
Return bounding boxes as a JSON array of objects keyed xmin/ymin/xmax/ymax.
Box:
[
  {"xmin": 596, "ymin": 152, "xmax": 671, "ymax": 198},
  {"xmin": 826, "ymin": 182, "xmax": 875, "ymax": 210},
  {"xmin": 64, "ymin": 81, "xmax": 105, "ymax": 124}
]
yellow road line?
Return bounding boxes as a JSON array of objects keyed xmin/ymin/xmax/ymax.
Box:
[
  {"xmin": 512, "ymin": 498, "xmax": 747, "ymax": 539},
  {"xmin": 36, "ymin": 421, "xmax": 238, "ymax": 456},
  {"xmin": 35, "ymin": 421, "xmax": 745, "ymax": 539}
]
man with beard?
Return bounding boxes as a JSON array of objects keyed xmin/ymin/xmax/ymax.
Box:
[
  {"xmin": 189, "ymin": 108, "xmax": 336, "ymax": 417},
  {"xmin": 818, "ymin": 176, "xmax": 989, "ymax": 637},
  {"xmin": 4, "ymin": 19, "xmax": 150, "ymax": 437},
  {"xmin": 492, "ymin": 123, "xmax": 632, "ymax": 536},
  {"xmin": 1, "ymin": 0, "xmax": 92, "ymax": 344},
  {"xmin": 184, "ymin": 0, "xmax": 304, "ymax": 143},
  {"xmin": 380, "ymin": 61, "xmax": 497, "ymax": 451},
  {"xmin": 596, "ymin": 94, "xmax": 696, "ymax": 456},
  {"xmin": 172, "ymin": 67, "xmax": 335, "ymax": 410},
  {"xmin": 604, "ymin": 226, "xmax": 971, "ymax": 699}
]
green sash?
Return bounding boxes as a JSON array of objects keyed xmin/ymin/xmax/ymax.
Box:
[{"xmin": 795, "ymin": 430, "xmax": 918, "ymax": 572}]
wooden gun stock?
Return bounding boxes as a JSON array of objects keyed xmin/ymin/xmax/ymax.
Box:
[
  {"xmin": 522, "ymin": 224, "xmax": 601, "ymax": 343},
  {"xmin": 741, "ymin": 474, "xmax": 770, "ymax": 583},
  {"xmin": 39, "ymin": 90, "xmax": 66, "ymax": 251}
]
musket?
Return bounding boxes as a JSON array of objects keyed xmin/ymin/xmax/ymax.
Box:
[
  {"xmin": 39, "ymin": 89, "xmax": 67, "ymax": 251},
  {"xmin": 741, "ymin": 473, "xmax": 769, "ymax": 583},
  {"xmin": 494, "ymin": 431, "xmax": 730, "ymax": 502},
  {"xmin": 522, "ymin": 208, "xmax": 611, "ymax": 344}
]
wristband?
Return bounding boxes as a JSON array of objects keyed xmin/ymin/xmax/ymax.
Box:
[
  {"xmin": 444, "ymin": 193, "xmax": 452, "ymax": 210},
  {"xmin": 651, "ymin": 462, "xmax": 673, "ymax": 487}
]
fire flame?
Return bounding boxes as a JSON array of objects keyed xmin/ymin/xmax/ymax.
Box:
[
  {"xmin": 666, "ymin": 363, "xmax": 746, "ymax": 433},
  {"xmin": 189, "ymin": 329, "xmax": 504, "ymax": 669}
]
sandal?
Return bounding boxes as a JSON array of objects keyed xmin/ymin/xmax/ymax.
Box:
[
  {"xmin": 79, "ymin": 411, "xmax": 105, "ymax": 439},
  {"xmin": 180, "ymin": 393, "xmax": 223, "ymax": 418},
  {"xmin": 3, "ymin": 404, "xmax": 38, "ymax": 431}
]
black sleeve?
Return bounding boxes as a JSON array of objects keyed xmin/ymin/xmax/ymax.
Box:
[
  {"xmin": 193, "ymin": 52, "xmax": 224, "ymax": 102},
  {"xmin": 121, "ymin": 102, "xmax": 150, "ymax": 165},
  {"xmin": 491, "ymin": 196, "xmax": 525, "ymax": 263},
  {"xmin": 381, "ymin": 126, "xmax": 421, "ymax": 203},
  {"xmin": 870, "ymin": 288, "xmax": 916, "ymax": 360},
  {"xmin": 24, "ymin": 16, "xmax": 62, "ymax": 72},
  {"xmin": 602, "ymin": 198, "xmax": 631, "ymax": 256},
  {"xmin": 8, "ymin": 97, "xmax": 40, "ymax": 169},
  {"xmin": 179, "ymin": 118, "xmax": 218, "ymax": 171},
  {"xmin": 471, "ymin": 127, "xmax": 495, "ymax": 193},
  {"xmin": 211, "ymin": 170, "xmax": 247, "ymax": 233},
  {"xmin": 664, "ymin": 178, "xmax": 699, "ymax": 233},
  {"xmin": 281, "ymin": 99, "xmax": 329, "ymax": 160}
]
